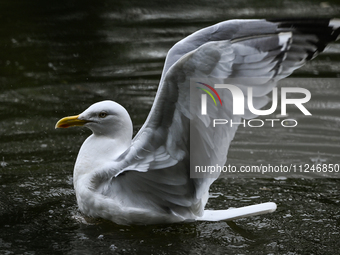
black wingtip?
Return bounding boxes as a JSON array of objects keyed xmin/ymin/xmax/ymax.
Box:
[
  {"xmin": 267, "ymin": 18, "xmax": 340, "ymax": 59},
  {"xmin": 268, "ymin": 18, "xmax": 340, "ymax": 40}
]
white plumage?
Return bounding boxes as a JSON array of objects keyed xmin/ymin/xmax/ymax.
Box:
[{"xmin": 56, "ymin": 18, "xmax": 339, "ymax": 225}]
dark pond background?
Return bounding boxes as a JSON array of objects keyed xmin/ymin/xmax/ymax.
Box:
[{"xmin": 1, "ymin": 0, "xmax": 340, "ymax": 254}]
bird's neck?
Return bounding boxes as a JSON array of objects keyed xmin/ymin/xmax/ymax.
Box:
[{"xmin": 73, "ymin": 133, "xmax": 131, "ymax": 185}]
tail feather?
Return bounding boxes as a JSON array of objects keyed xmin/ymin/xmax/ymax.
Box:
[{"xmin": 198, "ymin": 202, "xmax": 277, "ymax": 222}]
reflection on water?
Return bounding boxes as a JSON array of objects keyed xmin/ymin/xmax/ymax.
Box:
[{"xmin": 1, "ymin": 0, "xmax": 340, "ymax": 254}]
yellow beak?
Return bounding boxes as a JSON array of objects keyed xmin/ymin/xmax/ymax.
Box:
[{"xmin": 55, "ymin": 115, "xmax": 89, "ymax": 129}]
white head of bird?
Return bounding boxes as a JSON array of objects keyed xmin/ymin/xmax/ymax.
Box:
[{"xmin": 55, "ymin": 100, "xmax": 133, "ymax": 179}]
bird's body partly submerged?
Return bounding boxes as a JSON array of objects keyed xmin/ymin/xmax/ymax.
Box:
[{"xmin": 56, "ymin": 18, "xmax": 340, "ymax": 225}]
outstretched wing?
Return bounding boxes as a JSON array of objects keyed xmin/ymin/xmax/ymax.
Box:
[{"xmin": 91, "ymin": 19, "xmax": 340, "ymax": 220}]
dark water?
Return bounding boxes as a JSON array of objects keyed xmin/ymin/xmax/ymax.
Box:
[{"xmin": 1, "ymin": 0, "xmax": 340, "ymax": 254}]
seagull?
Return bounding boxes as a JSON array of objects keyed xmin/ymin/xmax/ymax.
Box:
[{"xmin": 56, "ymin": 18, "xmax": 340, "ymax": 225}]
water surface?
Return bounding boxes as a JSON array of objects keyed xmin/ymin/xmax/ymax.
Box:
[{"xmin": 1, "ymin": 0, "xmax": 340, "ymax": 254}]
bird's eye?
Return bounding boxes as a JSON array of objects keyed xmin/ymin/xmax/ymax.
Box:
[{"xmin": 99, "ymin": 111, "xmax": 108, "ymax": 118}]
